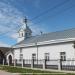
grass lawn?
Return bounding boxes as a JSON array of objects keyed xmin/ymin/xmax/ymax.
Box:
[{"xmin": 0, "ymin": 65, "xmax": 75, "ymax": 75}]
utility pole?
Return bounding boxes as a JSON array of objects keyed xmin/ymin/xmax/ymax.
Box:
[
  {"xmin": 73, "ymin": 42, "xmax": 75, "ymax": 59},
  {"xmin": 35, "ymin": 42, "xmax": 38, "ymax": 64}
]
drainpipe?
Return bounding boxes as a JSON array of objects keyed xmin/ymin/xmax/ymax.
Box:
[
  {"xmin": 35, "ymin": 42, "xmax": 38, "ymax": 64},
  {"xmin": 73, "ymin": 42, "xmax": 75, "ymax": 59}
]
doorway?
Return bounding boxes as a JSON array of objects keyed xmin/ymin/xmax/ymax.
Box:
[{"xmin": 8, "ymin": 55, "xmax": 12, "ymax": 65}]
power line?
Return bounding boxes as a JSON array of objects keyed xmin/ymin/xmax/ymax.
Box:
[
  {"xmin": 30, "ymin": 3, "xmax": 74, "ymax": 27},
  {"xmin": 28, "ymin": 0, "xmax": 70, "ymax": 26},
  {"xmin": 0, "ymin": 0, "xmax": 73, "ymax": 39},
  {"xmin": 30, "ymin": 0, "xmax": 70, "ymax": 21},
  {"xmin": 0, "ymin": 25, "xmax": 19, "ymax": 39}
]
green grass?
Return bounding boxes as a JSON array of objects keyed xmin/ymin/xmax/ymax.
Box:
[
  {"xmin": 0, "ymin": 65, "xmax": 75, "ymax": 75},
  {"xmin": 0, "ymin": 65, "xmax": 54, "ymax": 73}
]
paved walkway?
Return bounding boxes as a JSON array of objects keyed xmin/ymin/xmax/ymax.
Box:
[{"xmin": 0, "ymin": 70, "xmax": 19, "ymax": 75}]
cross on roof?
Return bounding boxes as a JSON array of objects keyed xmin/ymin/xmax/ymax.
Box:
[{"xmin": 23, "ymin": 16, "xmax": 27, "ymax": 26}]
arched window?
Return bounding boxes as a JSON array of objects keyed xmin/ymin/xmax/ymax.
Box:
[
  {"xmin": 19, "ymin": 32, "xmax": 24, "ymax": 37},
  {"xmin": 22, "ymin": 33, "xmax": 23, "ymax": 37},
  {"xmin": 8, "ymin": 55, "xmax": 12, "ymax": 64}
]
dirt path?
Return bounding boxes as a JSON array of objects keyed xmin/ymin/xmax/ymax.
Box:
[{"xmin": 0, "ymin": 70, "xmax": 19, "ymax": 75}]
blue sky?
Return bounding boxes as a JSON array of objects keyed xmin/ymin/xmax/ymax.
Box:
[{"xmin": 0, "ymin": 0, "xmax": 75, "ymax": 47}]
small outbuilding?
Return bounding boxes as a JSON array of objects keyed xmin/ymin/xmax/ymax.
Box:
[{"xmin": 0, "ymin": 47, "xmax": 13, "ymax": 64}]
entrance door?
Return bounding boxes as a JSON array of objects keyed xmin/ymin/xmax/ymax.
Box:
[{"xmin": 8, "ymin": 55, "xmax": 12, "ymax": 65}]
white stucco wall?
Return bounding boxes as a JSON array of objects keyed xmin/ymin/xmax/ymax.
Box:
[
  {"xmin": 14, "ymin": 48, "xmax": 20, "ymax": 59},
  {"xmin": 14, "ymin": 42, "xmax": 75, "ymax": 60},
  {"xmin": 17, "ymin": 37, "xmax": 25, "ymax": 43},
  {"xmin": 22, "ymin": 47, "xmax": 37, "ymax": 59},
  {"xmin": 38, "ymin": 42, "xmax": 74, "ymax": 60}
]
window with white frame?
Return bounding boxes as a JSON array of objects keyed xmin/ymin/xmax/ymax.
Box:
[
  {"xmin": 60, "ymin": 52, "xmax": 66, "ymax": 61},
  {"xmin": 44, "ymin": 53, "xmax": 50, "ymax": 61},
  {"xmin": 32, "ymin": 53, "xmax": 36, "ymax": 60}
]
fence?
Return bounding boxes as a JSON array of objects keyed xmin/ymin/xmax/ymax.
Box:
[
  {"xmin": 1, "ymin": 59, "xmax": 75, "ymax": 71},
  {"xmin": 62, "ymin": 60, "xmax": 75, "ymax": 70}
]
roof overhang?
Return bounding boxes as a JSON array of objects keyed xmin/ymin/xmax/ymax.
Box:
[{"xmin": 12, "ymin": 38, "xmax": 75, "ymax": 48}]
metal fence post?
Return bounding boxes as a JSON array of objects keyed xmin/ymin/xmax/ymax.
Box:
[
  {"xmin": 43, "ymin": 59, "xmax": 46, "ymax": 69},
  {"xmin": 8, "ymin": 59, "xmax": 9, "ymax": 66},
  {"xmin": 58, "ymin": 59, "xmax": 62, "ymax": 70},
  {"xmin": 22, "ymin": 59, "xmax": 24, "ymax": 68},
  {"xmin": 31, "ymin": 59, "xmax": 34, "ymax": 68},
  {"xmin": 14, "ymin": 59, "xmax": 16, "ymax": 67},
  {"xmin": 3, "ymin": 59, "xmax": 4, "ymax": 66}
]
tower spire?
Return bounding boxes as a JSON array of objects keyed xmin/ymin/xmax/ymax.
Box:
[
  {"xmin": 23, "ymin": 16, "xmax": 27, "ymax": 27},
  {"xmin": 18, "ymin": 17, "xmax": 32, "ymax": 42}
]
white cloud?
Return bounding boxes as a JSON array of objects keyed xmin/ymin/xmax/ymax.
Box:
[
  {"xmin": 10, "ymin": 33, "xmax": 18, "ymax": 39},
  {"xmin": 0, "ymin": 1, "xmax": 25, "ymax": 41},
  {"xmin": 0, "ymin": 41, "xmax": 10, "ymax": 47},
  {"xmin": 0, "ymin": 1, "xmax": 46, "ymax": 41},
  {"xmin": 0, "ymin": 1, "xmax": 24, "ymax": 33},
  {"xmin": 28, "ymin": 21, "xmax": 46, "ymax": 35}
]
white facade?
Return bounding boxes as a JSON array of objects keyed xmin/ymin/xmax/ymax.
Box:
[
  {"xmin": 13, "ymin": 41, "xmax": 75, "ymax": 60},
  {"xmin": 12, "ymin": 18, "xmax": 75, "ymax": 63}
]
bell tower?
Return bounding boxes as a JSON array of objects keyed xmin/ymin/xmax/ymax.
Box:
[{"xmin": 17, "ymin": 17, "xmax": 32, "ymax": 43}]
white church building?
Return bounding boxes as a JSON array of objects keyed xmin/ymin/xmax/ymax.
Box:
[{"xmin": 6, "ymin": 18, "xmax": 75, "ymax": 70}]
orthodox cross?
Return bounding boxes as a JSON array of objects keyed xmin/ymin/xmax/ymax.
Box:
[{"xmin": 23, "ymin": 16, "xmax": 28, "ymax": 27}]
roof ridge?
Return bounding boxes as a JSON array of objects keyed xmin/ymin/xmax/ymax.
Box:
[
  {"xmin": 40, "ymin": 27, "xmax": 75, "ymax": 36},
  {"xmin": 15, "ymin": 27, "xmax": 75, "ymax": 46}
]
